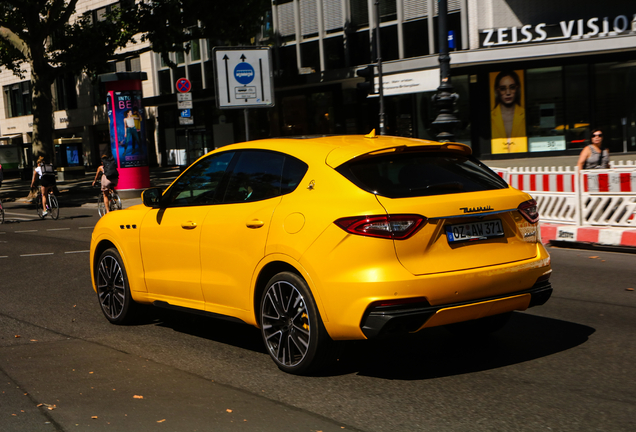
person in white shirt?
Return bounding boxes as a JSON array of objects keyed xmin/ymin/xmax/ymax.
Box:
[{"xmin": 30, "ymin": 156, "xmax": 56, "ymax": 217}]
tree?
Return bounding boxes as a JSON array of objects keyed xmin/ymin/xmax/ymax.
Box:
[
  {"xmin": 130, "ymin": 0, "xmax": 269, "ymax": 67},
  {"xmin": 0, "ymin": 0, "xmax": 269, "ymax": 163},
  {"xmin": 0, "ymin": 0, "xmax": 136, "ymax": 161}
]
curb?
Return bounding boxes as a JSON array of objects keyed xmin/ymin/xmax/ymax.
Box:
[{"xmin": 541, "ymin": 223, "xmax": 636, "ymax": 248}]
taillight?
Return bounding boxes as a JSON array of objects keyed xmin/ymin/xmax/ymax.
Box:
[
  {"xmin": 518, "ymin": 199, "xmax": 539, "ymax": 224},
  {"xmin": 334, "ymin": 214, "xmax": 427, "ymax": 240}
]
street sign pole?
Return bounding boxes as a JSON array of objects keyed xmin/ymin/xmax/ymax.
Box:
[
  {"xmin": 176, "ymin": 78, "xmax": 192, "ymax": 167},
  {"xmin": 244, "ymin": 109, "xmax": 249, "ymax": 141}
]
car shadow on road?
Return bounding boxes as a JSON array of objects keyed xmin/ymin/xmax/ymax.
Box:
[
  {"xmin": 150, "ymin": 307, "xmax": 267, "ymax": 354},
  {"xmin": 324, "ymin": 312, "xmax": 595, "ymax": 380}
]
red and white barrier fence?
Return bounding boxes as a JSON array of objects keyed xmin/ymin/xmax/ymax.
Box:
[{"xmin": 489, "ymin": 163, "xmax": 636, "ymax": 228}]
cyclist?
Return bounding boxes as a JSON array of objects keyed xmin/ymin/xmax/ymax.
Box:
[
  {"xmin": 30, "ymin": 156, "xmax": 56, "ymax": 217},
  {"xmin": 92, "ymin": 154, "xmax": 119, "ymax": 213}
]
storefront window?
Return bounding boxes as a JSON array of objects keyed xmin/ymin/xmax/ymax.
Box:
[
  {"xmin": 414, "ymin": 75, "xmax": 471, "ymax": 144},
  {"xmin": 595, "ymin": 62, "xmax": 636, "ymax": 153},
  {"xmin": 525, "ymin": 67, "xmax": 565, "ymax": 153},
  {"xmin": 563, "ymin": 64, "xmax": 590, "ymax": 150}
]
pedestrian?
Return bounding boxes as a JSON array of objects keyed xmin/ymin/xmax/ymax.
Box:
[
  {"xmin": 577, "ymin": 129, "xmax": 609, "ymax": 170},
  {"xmin": 30, "ymin": 156, "xmax": 56, "ymax": 217},
  {"xmin": 92, "ymin": 154, "xmax": 119, "ymax": 213}
]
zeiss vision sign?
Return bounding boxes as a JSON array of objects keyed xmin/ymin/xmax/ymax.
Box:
[{"xmin": 480, "ymin": 13, "xmax": 636, "ymax": 47}]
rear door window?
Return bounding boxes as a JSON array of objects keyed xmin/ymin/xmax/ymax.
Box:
[
  {"xmin": 221, "ymin": 150, "xmax": 308, "ymax": 203},
  {"xmin": 337, "ymin": 150, "xmax": 507, "ymax": 198}
]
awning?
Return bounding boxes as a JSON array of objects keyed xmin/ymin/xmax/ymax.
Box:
[{"xmin": 0, "ymin": 133, "xmax": 23, "ymax": 143}]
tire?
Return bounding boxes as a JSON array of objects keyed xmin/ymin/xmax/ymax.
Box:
[
  {"xmin": 0, "ymin": 202, "xmax": 4, "ymax": 224},
  {"xmin": 445, "ymin": 312, "xmax": 512, "ymax": 337},
  {"xmin": 95, "ymin": 248, "xmax": 137, "ymax": 324},
  {"xmin": 110, "ymin": 192, "xmax": 122, "ymax": 212},
  {"xmin": 48, "ymin": 194, "xmax": 59, "ymax": 220},
  {"xmin": 97, "ymin": 196, "xmax": 106, "ymax": 217},
  {"xmin": 35, "ymin": 195, "xmax": 44, "ymax": 219},
  {"xmin": 260, "ymin": 272, "xmax": 334, "ymax": 375}
]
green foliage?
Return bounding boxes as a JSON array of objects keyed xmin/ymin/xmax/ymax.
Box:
[{"xmin": 131, "ymin": 0, "xmax": 270, "ymax": 67}]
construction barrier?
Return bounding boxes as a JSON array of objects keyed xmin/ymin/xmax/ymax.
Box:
[{"xmin": 488, "ymin": 162, "xmax": 636, "ymax": 227}]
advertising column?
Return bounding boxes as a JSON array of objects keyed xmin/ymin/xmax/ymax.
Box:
[{"xmin": 99, "ymin": 72, "xmax": 150, "ymax": 191}]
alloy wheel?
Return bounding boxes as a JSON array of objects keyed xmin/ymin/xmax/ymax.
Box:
[
  {"xmin": 97, "ymin": 254, "xmax": 126, "ymax": 320},
  {"xmin": 261, "ymin": 280, "xmax": 311, "ymax": 368}
]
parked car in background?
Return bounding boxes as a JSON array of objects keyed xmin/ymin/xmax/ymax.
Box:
[{"xmin": 90, "ymin": 131, "xmax": 552, "ymax": 375}]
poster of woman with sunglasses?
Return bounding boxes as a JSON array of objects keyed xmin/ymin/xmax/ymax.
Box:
[{"xmin": 490, "ymin": 70, "xmax": 528, "ymax": 154}]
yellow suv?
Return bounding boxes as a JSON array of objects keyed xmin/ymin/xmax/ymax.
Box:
[{"xmin": 90, "ymin": 134, "xmax": 552, "ymax": 374}]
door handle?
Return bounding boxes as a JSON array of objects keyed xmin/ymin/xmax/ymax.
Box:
[
  {"xmin": 181, "ymin": 221, "xmax": 197, "ymax": 230},
  {"xmin": 246, "ymin": 219, "xmax": 264, "ymax": 229}
]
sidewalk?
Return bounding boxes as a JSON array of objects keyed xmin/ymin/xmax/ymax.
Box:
[
  {"xmin": 3, "ymin": 166, "xmax": 635, "ymax": 251},
  {"xmin": 541, "ymin": 223, "xmax": 636, "ymax": 250},
  {"xmin": 0, "ymin": 167, "xmax": 180, "ymax": 209}
]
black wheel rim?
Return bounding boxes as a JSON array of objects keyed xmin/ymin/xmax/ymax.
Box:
[
  {"xmin": 36, "ymin": 197, "xmax": 44, "ymax": 218},
  {"xmin": 49, "ymin": 196, "xmax": 59, "ymax": 219},
  {"xmin": 261, "ymin": 281, "xmax": 311, "ymax": 367},
  {"xmin": 110, "ymin": 194, "xmax": 121, "ymax": 212},
  {"xmin": 97, "ymin": 199, "xmax": 105, "ymax": 217},
  {"xmin": 97, "ymin": 254, "xmax": 126, "ymax": 320}
]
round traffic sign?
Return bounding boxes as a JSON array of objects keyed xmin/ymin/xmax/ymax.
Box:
[
  {"xmin": 234, "ymin": 63, "xmax": 255, "ymax": 85},
  {"xmin": 176, "ymin": 78, "xmax": 191, "ymax": 93}
]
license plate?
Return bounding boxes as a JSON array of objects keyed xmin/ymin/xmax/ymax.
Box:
[{"xmin": 446, "ymin": 219, "xmax": 504, "ymax": 243}]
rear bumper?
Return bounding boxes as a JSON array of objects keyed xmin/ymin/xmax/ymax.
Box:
[{"xmin": 360, "ymin": 280, "xmax": 552, "ymax": 339}]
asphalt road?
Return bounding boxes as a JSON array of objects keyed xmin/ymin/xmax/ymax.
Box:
[{"xmin": 1, "ymin": 201, "xmax": 635, "ymax": 431}]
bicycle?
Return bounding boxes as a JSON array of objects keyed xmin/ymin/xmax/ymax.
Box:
[
  {"xmin": 97, "ymin": 187, "xmax": 122, "ymax": 217},
  {"xmin": 35, "ymin": 191, "xmax": 59, "ymax": 220}
]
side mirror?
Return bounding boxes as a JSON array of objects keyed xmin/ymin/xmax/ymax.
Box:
[{"xmin": 142, "ymin": 187, "xmax": 163, "ymax": 208}]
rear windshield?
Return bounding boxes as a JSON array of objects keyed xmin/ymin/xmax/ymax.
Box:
[{"xmin": 336, "ymin": 151, "xmax": 508, "ymax": 198}]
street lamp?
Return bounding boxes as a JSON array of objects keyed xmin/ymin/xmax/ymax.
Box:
[{"xmin": 431, "ymin": 0, "xmax": 460, "ymax": 142}]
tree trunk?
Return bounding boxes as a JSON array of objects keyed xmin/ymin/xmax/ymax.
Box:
[{"xmin": 30, "ymin": 51, "xmax": 55, "ymax": 164}]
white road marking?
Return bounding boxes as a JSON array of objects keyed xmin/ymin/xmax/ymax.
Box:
[
  {"xmin": 0, "ymin": 256, "xmax": 7, "ymax": 258},
  {"xmin": 78, "ymin": 227, "xmax": 94, "ymax": 230},
  {"xmin": 47, "ymin": 228, "xmax": 70, "ymax": 231},
  {"xmin": 15, "ymin": 230, "xmax": 38, "ymax": 233},
  {"xmin": 20, "ymin": 253, "xmax": 54, "ymax": 257},
  {"xmin": 65, "ymin": 250, "xmax": 89, "ymax": 254},
  {"xmin": 5, "ymin": 212, "xmax": 39, "ymax": 218}
]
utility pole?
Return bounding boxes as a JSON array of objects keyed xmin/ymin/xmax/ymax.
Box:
[
  {"xmin": 374, "ymin": 0, "xmax": 386, "ymax": 135},
  {"xmin": 431, "ymin": 0, "xmax": 460, "ymax": 141}
]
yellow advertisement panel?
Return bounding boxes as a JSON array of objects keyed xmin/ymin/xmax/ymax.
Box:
[{"xmin": 490, "ymin": 70, "xmax": 527, "ymax": 154}]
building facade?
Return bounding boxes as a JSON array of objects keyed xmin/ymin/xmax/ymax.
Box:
[{"xmin": 1, "ymin": 0, "xmax": 635, "ymax": 174}]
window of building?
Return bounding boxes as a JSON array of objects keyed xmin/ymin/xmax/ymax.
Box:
[
  {"xmin": 54, "ymin": 74, "xmax": 78, "ymax": 111},
  {"xmin": 349, "ymin": 30, "xmax": 371, "ymax": 66},
  {"xmin": 351, "ymin": 0, "xmax": 369, "ymax": 27},
  {"xmin": 324, "ymin": 36, "xmax": 345, "ymax": 70},
  {"xmin": 594, "ymin": 62, "xmax": 636, "ymax": 153},
  {"xmin": 188, "ymin": 64, "xmax": 203, "ymax": 92},
  {"xmin": 190, "ymin": 39, "xmax": 201, "ymax": 62},
  {"xmin": 563, "ymin": 64, "xmax": 590, "ymax": 150},
  {"xmin": 158, "ymin": 69, "xmax": 172, "ymax": 95},
  {"xmin": 3, "ymin": 81, "xmax": 32, "ymax": 118},
  {"xmin": 300, "ymin": 41, "xmax": 320, "ymax": 72},
  {"xmin": 379, "ymin": 0, "xmax": 397, "ymax": 23},
  {"xmin": 403, "ymin": 19, "xmax": 429, "ymax": 58},
  {"xmin": 176, "ymin": 50, "xmax": 185, "ymax": 65},
  {"xmin": 525, "ymin": 67, "xmax": 566, "ymax": 153},
  {"xmin": 379, "ymin": 24, "xmax": 399, "ymax": 61}
]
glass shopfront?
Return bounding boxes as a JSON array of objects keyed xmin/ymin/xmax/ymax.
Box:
[{"xmin": 479, "ymin": 59, "xmax": 636, "ymax": 158}]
